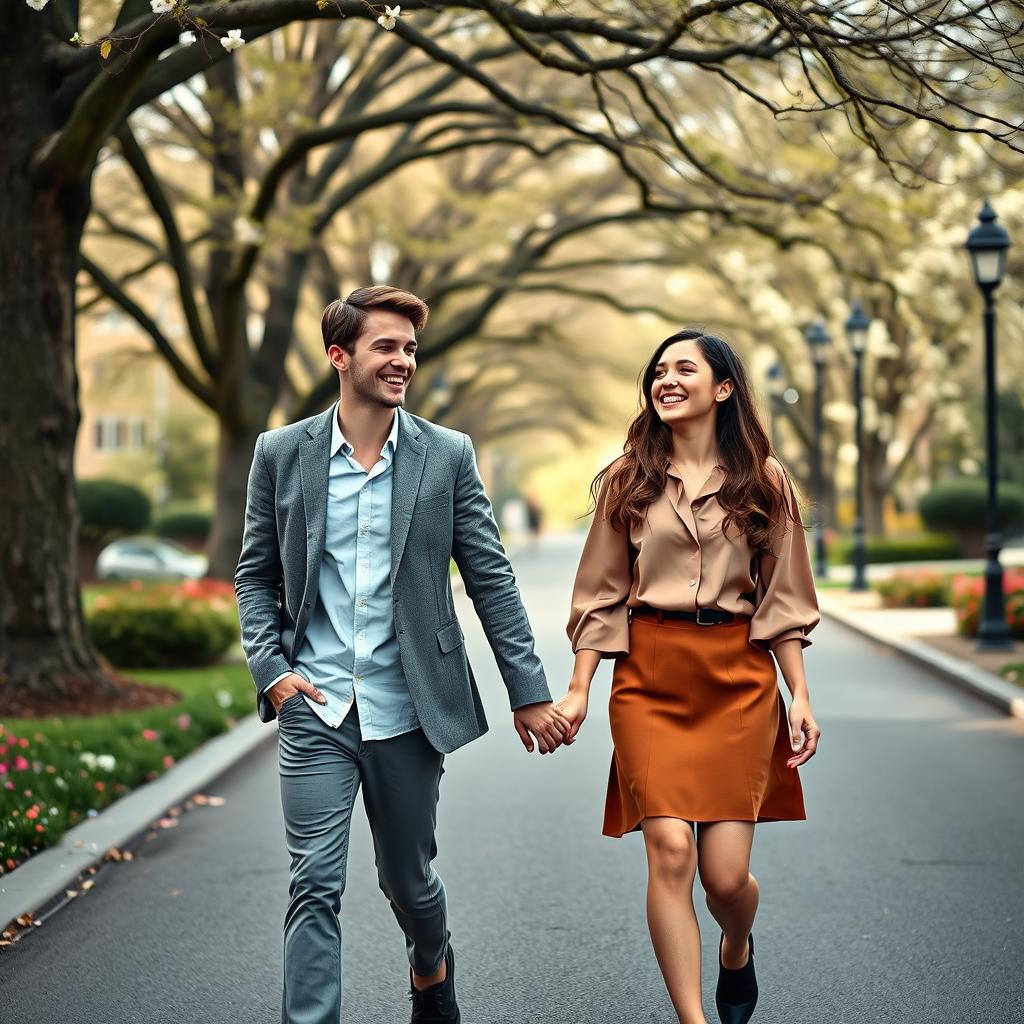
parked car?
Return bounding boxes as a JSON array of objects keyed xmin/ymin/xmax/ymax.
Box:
[{"xmin": 96, "ymin": 536, "xmax": 208, "ymax": 580}]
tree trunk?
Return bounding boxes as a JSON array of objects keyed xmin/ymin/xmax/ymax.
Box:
[
  {"xmin": 0, "ymin": 29, "xmax": 119, "ymax": 709},
  {"xmin": 206, "ymin": 420, "xmax": 266, "ymax": 581}
]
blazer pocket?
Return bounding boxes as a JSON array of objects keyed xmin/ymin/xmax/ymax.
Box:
[
  {"xmin": 415, "ymin": 490, "xmax": 452, "ymax": 513},
  {"xmin": 436, "ymin": 618, "xmax": 465, "ymax": 654}
]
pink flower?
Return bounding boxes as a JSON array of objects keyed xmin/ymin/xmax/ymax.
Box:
[
  {"xmin": 13, "ymin": 756, "xmax": 29, "ymax": 771},
  {"xmin": 0, "ymin": 764, "xmax": 7, "ymax": 775},
  {"xmin": 18, "ymin": 738, "xmax": 29, "ymax": 748},
  {"xmin": 176, "ymin": 714, "xmax": 191, "ymax": 731},
  {"xmin": 130, "ymin": 580, "xmax": 144, "ymax": 591},
  {"xmin": 0, "ymin": 744, "xmax": 7, "ymax": 755},
  {"xmin": 35, "ymin": 824, "xmax": 45, "ymax": 833},
  {"xmin": 162, "ymin": 755, "xmax": 175, "ymax": 769},
  {"xmin": 25, "ymin": 806, "xmax": 39, "ymax": 820},
  {"xmin": 141, "ymin": 729, "xmax": 159, "ymax": 741}
]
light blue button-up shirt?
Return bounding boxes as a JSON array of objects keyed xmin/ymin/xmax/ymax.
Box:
[{"xmin": 284, "ymin": 404, "xmax": 419, "ymax": 739}]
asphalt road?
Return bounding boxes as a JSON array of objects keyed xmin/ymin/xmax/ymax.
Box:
[{"xmin": 2, "ymin": 534, "xmax": 1023, "ymax": 1024}]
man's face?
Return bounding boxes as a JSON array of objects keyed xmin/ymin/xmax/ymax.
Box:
[{"xmin": 331, "ymin": 309, "xmax": 417, "ymax": 408}]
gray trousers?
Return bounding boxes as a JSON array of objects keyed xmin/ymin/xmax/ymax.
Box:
[{"xmin": 277, "ymin": 693, "xmax": 448, "ymax": 1024}]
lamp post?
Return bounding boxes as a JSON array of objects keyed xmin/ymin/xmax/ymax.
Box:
[
  {"xmin": 805, "ymin": 319, "xmax": 831, "ymax": 578},
  {"xmin": 845, "ymin": 301, "xmax": 871, "ymax": 592},
  {"xmin": 966, "ymin": 199, "xmax": 1013, "ymax": 651},
  {"xmin": 766, "ymin": 360, "xmax": 785, "ymax": 451}
]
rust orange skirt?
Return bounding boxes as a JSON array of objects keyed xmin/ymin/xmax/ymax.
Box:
[{"xmin": 603, "ymin": 614, "xmax": 805, "ymax": 838}]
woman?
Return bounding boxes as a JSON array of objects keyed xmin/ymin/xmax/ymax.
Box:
[{"xmin": 558, "ymin": 328, "xmax": 821, "ymax": 1024}]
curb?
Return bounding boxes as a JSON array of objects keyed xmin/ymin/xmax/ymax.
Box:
[
  {"xmin": 818, "ymin": 599, "xmax": 1024, "ymax": 719},
  {"xmin": 0, "ymin": 711, "xmax": 273, "ymax": 936}
]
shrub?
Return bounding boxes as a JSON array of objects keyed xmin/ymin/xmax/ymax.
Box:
[
  {"xmin": 874, "ymin": 570, "xmax": 951, "ymax": 608},
  {"xmin": 153, "ymin": 508, "xmax": 212, "ymax": 541},
  {"xmin": 919, "ymin": 479, "xmax": 1024, "ymax": 534},
  {"xmin": 950, "ymin": 569, "xmax": 1024, "ymax": 638},
  {"xmin": 828, "ymin": 533, "xmax": 962, "ymax": 565},
  {"xmin": 87, "ymin": 579, "xmax": 238, "ymax": 668},
  {"xmin": 78, "ymin": 479, "xmax": 151, "ymax": 542}
]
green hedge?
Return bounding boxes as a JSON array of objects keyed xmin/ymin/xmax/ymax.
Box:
[
  {"xmin": 152, "ymin": 509, "xmax": 211, "ymax": 541},
  {"xmin": 78, "ymin": 479, "xmax": 150, "ymax": 541},
  {"xmin": 828, "ymin": 533, "xmax": 962, "ymax": 565},
  {"xmin": 919, "ymin": 479, "xmax": 1024, "ymax": 534},
  {"xmin": 87, "ymin": 580, "xmax": 238, "ymax": 668}
]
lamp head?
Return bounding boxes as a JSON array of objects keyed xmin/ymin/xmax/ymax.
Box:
[{"xmin": 966, "ymin": 199, "xmax": 1011, "ymax": 290}]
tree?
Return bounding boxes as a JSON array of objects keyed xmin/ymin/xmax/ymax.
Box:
[{"xmin": 2, "ymin": 0, "xmax": 1021, "ymax": 709}]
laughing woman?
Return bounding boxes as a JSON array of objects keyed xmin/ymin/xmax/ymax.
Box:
[{"xmin": 558, "ymin": 329, "xmax": 821, "ymax": 1024}]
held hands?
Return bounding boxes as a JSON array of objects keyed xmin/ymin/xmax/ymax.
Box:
[
  {"xmin": 787, "ymin": 696, "xmax": 821, "ymax": 768},
  {"xmin": 513, "ymin": 701, "xmax": 572, "ymax": 754},
  {"xmin": 269, "ymin": 673, "xmax": 328, "ymax": 713},
  {"xmin": 554, "ymin": 687, "xmax": 589, "ymax": 746}
]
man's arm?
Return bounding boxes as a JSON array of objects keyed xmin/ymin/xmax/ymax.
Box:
[{"xmin": 234, "ymin": 434, "xmax": 294, "ymax": 695}]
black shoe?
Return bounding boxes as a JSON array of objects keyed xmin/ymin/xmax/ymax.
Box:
[
  {"xmin": 410, "ymin": 943, "xmax": 461, "ymax": 1024},
  {"xmin": 715, "ymin": 932, "xmax": 757, "ymax": 1024}
]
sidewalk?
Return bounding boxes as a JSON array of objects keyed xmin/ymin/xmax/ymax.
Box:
[{"xmin": 817, "ymin": 583, "xmax": 1024, "ymax": 719}]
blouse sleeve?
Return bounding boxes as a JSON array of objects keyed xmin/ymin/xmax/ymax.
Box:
[
  {"xmin": 748, "ymin": 459, "xmax": 821, "ymax": 652},
  {"xmin": 566, "ymin": 470, "xmax": 633, "ymax": 657}
]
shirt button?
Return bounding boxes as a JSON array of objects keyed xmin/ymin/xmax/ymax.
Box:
[{"xmin": 689, "ymin": 579, "xmax": 696, "ymax": 586}]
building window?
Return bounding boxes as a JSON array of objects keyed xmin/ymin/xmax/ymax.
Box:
[{"xmin": 93, "ymin": 415, "xmax": 148, "ymax": 451}]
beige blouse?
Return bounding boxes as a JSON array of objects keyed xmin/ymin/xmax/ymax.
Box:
[{"xmin": 567, "ymin": 456, "xmax": 820, "ymax": 657}]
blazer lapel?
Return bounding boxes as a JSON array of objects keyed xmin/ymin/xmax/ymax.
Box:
[
  {"xmin": 298, "ymin": 406, "xmax": 334, "ymax": 606},
  {"xmin": 390, "ymin": 408, "xmax": 426, "ymax": 585}
]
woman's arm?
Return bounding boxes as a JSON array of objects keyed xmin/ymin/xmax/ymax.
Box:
[
  {"xmin": 772, "ymin": 637, "xmax": 820, "ymax": 768},
  {"xmin": 557, "ymin": 649, "xmax": 603, "ymax": 743}
]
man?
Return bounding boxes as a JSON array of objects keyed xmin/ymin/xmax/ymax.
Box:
[{"xmin": 235, "ymin": 285, "xmax": 568, "ymax": 1024}]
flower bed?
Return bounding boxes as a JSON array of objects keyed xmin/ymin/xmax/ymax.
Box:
[
  {"xmin": 950, "ymin": 569, "xmax": 1024, "ymax": 638},
  {"xmin": 873, "ymin": 570, "xmax": 952, "ymax": 608},
  {"xmin": 88, "ymin": 578, "xmax": 239, "ymax": 668},
  {"xmin": 0, "ymin": 662, "xmax": 254, "ymax": 875}
]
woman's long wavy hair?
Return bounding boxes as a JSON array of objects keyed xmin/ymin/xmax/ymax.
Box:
[{"xmin": 591, "ymin": 328, "xmax": 802, "ymax": 555}]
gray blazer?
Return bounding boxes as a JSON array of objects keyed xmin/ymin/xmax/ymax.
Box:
[{"xmin": 234, "ymin": 405, "xmax": 551, "ymax": 753}]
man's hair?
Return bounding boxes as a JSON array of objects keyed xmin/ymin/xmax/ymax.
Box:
[{"xmin": 321, "ymin": 286, "xmax": 429, "ymax": 354}]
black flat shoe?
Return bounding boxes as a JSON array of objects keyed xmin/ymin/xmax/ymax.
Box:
[{"xmin": 715, "ymin": 932, "xmax": 757, "ymax": 1024}]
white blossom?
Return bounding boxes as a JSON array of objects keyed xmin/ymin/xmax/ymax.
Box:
[
  {"xmin": 25, "ymin": 0, "xmax": 50, "ymax": 11},
  {"xmin": 215, "ymin": 689, "xmax": 233, "ymax": 708},
  {"xmin": 178, "ymin": 30, "xmax": 196, "ymax": 46},
  {"xmin": 150, "ymin": 0, "xmax": 173, "ymax": 13},
  {"xmin": 69, "ymin": 31, "xmax": 83, "ymax": 45},
  {"xmin": 232, "ymin": 217, "xmax": 265, "ymax": 246},
  {"xmin": 220, "ymin": 29, "xmax": 245, "ymax": 52},
  {"xmin": 96, "ymin": 754, "xmax": 117, "ymax": 772},
  {"xmin": 377, "ymin": 5, "xmax": 400, "ymax": 30},
  {"xmin": 80, "ymin": 752, "xmax": 98, "ymax": 770}
]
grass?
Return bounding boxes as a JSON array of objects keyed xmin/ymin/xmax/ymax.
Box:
[{"xmin": 0, "ymin": 661, "xmax": 255, "ymax": 876}]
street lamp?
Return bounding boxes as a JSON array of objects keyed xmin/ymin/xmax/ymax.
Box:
[
  {"xmin": 766, "ymin": 360, "xmax": 785, "ymax": 451},
  {"xmin": 845, "ymin": 301, "xmax": 871, "ymax": 592},
  {"xmin": 965, "ymin": 199, "xmax": 1013, "ymax": 651},
  {"xmin": 805, "ymin": 319, "xmax": 831, "ymax": 578}
]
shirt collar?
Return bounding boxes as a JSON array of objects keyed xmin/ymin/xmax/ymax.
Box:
[
  {"xmin": 330, "ymin": 402, "xmax": 400, "ymax": 459},
  {"xmin": 665, "ymin": 461, "xmax": 725, "ymax": 499}
]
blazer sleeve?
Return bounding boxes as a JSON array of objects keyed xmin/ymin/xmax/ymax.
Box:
[
  {"xmin": 566, "ymin": 470, "xmax": 633, "ymax": 657},
  {"xmin": 748, "ymin": 459, "xmax": 821, "ymax": 652},
  {"xmin": 234, "ymin": 433, "xmax": 293, "ymax": 699}
]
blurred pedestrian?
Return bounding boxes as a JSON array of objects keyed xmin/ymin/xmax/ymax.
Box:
[
  {"xmin": 556, "ymin": 328, "xmax": 822, "ymax": 1024},
  {"xmin": 525, "ymin": 493, "xmax": 544, "ymax": 546}
]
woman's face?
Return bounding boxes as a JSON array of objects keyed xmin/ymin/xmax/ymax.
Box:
[{"xmin": 649, "ymin": 339, "xmax": 732, "ymax": 426}]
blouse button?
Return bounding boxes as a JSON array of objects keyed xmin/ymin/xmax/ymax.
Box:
[{"xmin": 689, "ymin": 578, "xmax": 696, "ymax": 586}]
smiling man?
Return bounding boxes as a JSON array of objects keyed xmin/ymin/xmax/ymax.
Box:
[{"xmin": 234, "ymin": 285, "xmax": 567, "ymax": 1024}]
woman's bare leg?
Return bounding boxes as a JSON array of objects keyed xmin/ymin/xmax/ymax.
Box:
[
  {"xmin": 640, "ymin": 816, "xmax": 707, "ymax": 1024},
  {"xmin": 696, "ymin": 821, "xmax": 758, "ymax": 969}
]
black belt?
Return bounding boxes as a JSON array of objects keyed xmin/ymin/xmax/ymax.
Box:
[{"xmin": 632, "ymin": 605, "xmax": 742, "ymax": 626}]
